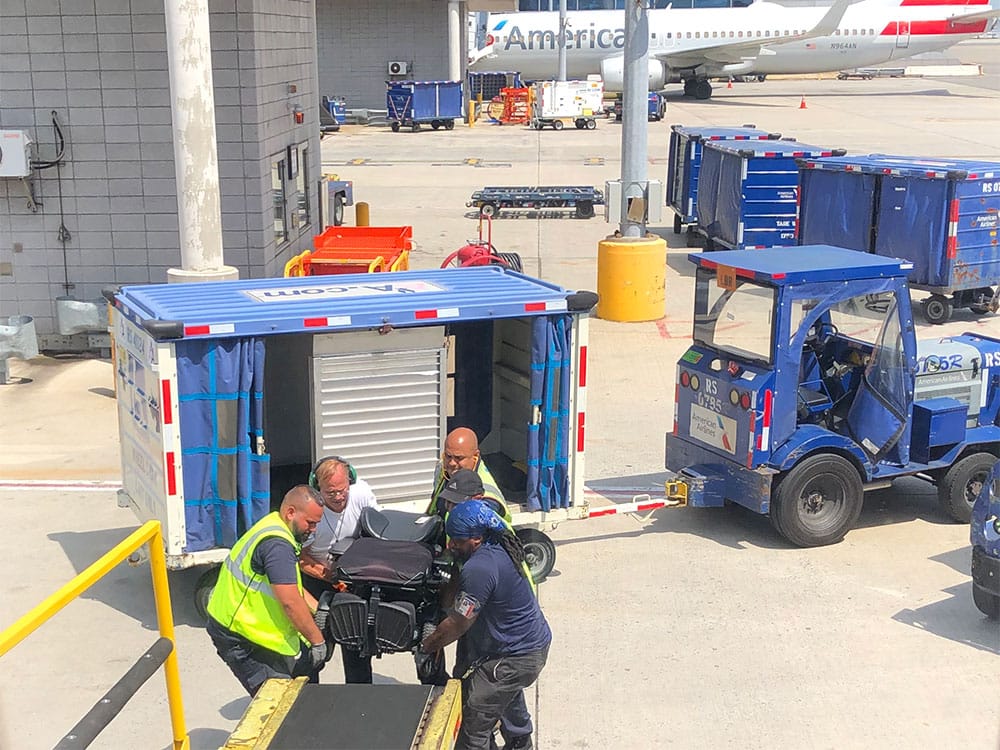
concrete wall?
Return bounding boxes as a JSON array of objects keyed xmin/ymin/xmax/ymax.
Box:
[
  {"xmin": 316, "ymin": 0, "xmax": 452, "ymax": 110},
  {"xmin": 0, "ymin": 0, "xmax": 322, "ymax": 336}
]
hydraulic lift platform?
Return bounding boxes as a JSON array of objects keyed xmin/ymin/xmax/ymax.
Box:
[{"xmin": 222, "ymin": 677, "xmax": 462, "ymax": 750}]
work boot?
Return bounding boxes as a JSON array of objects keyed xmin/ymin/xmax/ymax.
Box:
[{"xmin": 505, "ymin": 735, "xmax": 533, "ymax": 750}]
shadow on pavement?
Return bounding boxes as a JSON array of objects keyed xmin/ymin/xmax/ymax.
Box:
[{"xmin": 892, "ymin": 580, "xmax": 999, "ymax": 654}]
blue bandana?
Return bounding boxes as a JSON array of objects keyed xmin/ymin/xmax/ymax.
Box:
[{"xmin": 445, "ymin": 499, "xmax": 506, "ymax": 539}]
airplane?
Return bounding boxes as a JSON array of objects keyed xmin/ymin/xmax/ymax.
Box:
[{"xmin": 468, "ymin": 0, "xmax": 998, "ymax": 100}]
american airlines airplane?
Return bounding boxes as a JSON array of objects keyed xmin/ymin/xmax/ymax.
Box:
[{"xmin": 469, "ymin": 0, "xmax": 997, "ymax": 99}]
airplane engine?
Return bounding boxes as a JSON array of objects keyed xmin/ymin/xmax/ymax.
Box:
[{"xmin": 600, "ymin": 56, "xmax": 667, "ymax": 93}]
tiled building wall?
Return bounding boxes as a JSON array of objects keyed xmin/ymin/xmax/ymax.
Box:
[
  {"xmin": 316, "ymin": 0, "xmax": 451, "ymax": 110},
  {"xmin": 0, "ymin": 0, "xmax": 322, "ymax": 334}
]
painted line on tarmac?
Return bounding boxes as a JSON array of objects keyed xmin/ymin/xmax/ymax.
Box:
[{"xmin": 0, "ymin": 479, "xmax": 123, "ymax": 492}]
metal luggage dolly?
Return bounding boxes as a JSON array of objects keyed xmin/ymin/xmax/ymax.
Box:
[{"xmin": 467, "ymin": 185, "xmax": 605, "ymax": 219}]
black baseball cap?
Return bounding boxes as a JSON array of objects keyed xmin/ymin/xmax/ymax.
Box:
[{"xmin": 438, "ymin": 469, "xmax": 485, "ymax": 504}]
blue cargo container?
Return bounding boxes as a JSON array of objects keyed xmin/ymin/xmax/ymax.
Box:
[
  {"xmin": 386, "ymin": 80, "xmax": 464, "ymax": 132},
  {"xmin": 696, "ymin": 140, "xmax": 844, "ymax": 251},
  {"xmin": 797, "ymin": 154, "xmax": 1000, "ymax": 323},
  {"xmin": 666, "ymin": 125, "xmax": 782, "ymax": 237}
]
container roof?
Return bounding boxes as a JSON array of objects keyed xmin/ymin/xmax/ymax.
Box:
[
  {"xmin": 796, "ymin": 153, "xmax": 1000, "ymax": 180},
  {"xmin": 114, "ymin": 266, "xmax": 579, "ymax": 340},
  {"xmin": 688, "ymin": 246, "xmax": 913, "ymax": 285},
  {"xmin": 669, "ymin": 125, "xmax": 781, "ymax": 141},
  {"xmin": 704, "ymin": 140, "xmax": 845, "ymax": 158}
]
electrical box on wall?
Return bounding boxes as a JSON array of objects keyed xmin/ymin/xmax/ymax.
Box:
[
  {"xmin": 387, "ymin": 61, "xmax": 408, "ymax": 76},
  {"xmin": 0, "ymin": 130, "xmax": 33, "ymax": 178}
]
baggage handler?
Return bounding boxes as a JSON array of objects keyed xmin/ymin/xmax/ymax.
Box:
[
  {"xmin": 206, "ymin": 486, "xmax": 331, "ymax": 696},
  {"xmin": 299, "ymin": 455, "xmax": 380, "ymax": 683},
  {"xmin": 428, "ymin": 428, "xmax": 511, "ymax": 521},
  {"xmin": 419, "ymin": 500, "xmax": 551, "ymax": 750}
]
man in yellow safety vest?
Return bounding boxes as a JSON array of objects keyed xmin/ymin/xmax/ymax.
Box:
[
  {"xmin": 206, "ymin": 486, "xmax": 330, "ymax": 696},
  {"xmin": 428, "ymin": 427, "xmax": 511, "ymax": 522}
]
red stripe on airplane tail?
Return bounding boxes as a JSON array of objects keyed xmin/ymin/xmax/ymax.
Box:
[
  {"xmin": 881, "ymin": 18, "xmax": 989, "ymax": 35},
  {"xmin": 900, "ymin": 0, "xmax": 987, "ymax": 5}
]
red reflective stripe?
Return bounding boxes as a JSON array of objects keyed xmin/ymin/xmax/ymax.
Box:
[
  {"xmin": 947, "ymin": 235, "xmax": 957, "ymax": 258},
  {"xmin": 524, "ymin": 302, "xmax": 547, "ymax": 312},
  {"xmin": 579, "ymin": 345, "xmax": 588, "ymax": 387},
  {"xmin": 949, "ymin": 199, "xmax": 960, "ymax": 223},
  {"xmin": 577, "ymin": 412, "xmax": 585, "ymax": 453},
  {"xmin": 637, "ymin": 501, "xmax": 667, "ymax": 512},
  {"xmin": 771, "ymin": 273, "xmax": 785, "ymax": 280},
  {"xmin": 589, "ymin": 507, "xmax": 617, "ymax": 518},
  {"xmin": 414, "ymin": 310, "xmax": 438, "ymax": 320},
  {"xmin": 165, "ymin": 452, "xmax": 177, "ymax": 495},
  {"xmin": 304, "ymin": 317, "xmax": 328, "ymax": 327},
  {"xmin": 161, "ymin": 379, "xmax": 172, "ymax": 425},
  {"xmin": 901, "ymin": 0, "xmax": 987, "ymax": 5},
  {"xmin": 746, "ymin": 411, "xmax": 756, "ymax": 469},
  {"xmin": 763, "ymin": 389, "xmax": 773, "ymax": 428},
  {"xmin": 185, "ymin": 325, "xmax": 210, "ymax": 336}
]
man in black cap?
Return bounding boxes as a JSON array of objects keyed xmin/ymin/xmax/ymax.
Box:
[{"xmin": 433, "ymin": 468, "xmax": 505, "ymax": 519}]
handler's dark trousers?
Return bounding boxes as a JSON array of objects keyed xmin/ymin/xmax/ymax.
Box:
[
  {"xmin": 457, "ymin": 645, "xmax": 550, "ymax": 750},
  {"xmin": 208, "ymin": 616, "xmax": 300, "ymax": 696}
]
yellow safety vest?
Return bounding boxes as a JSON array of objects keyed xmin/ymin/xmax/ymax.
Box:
[
  {"xmin": 427, "ymin": 458, "xmax": 512, "ymax": 522},
  {"xmin": 206, "ymin": 512, "xmax": 305, "ymax": 656}
]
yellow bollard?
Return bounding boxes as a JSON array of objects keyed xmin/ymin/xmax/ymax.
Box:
[
  {"xmin": 468, "ymin": 100, "xmax": 475, "ymax": 127},
  {"xmin": 596, "ymin": 234, "xmax": 667, "ymax": 322},
  {"xmin": 355, "ymin": 201, "xmax": 370, "ymax": 227}
]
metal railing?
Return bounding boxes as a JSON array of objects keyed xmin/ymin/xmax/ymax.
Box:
[{"xmin": 0, "ymin": 520, "xmax": 190, "ymax": 750}]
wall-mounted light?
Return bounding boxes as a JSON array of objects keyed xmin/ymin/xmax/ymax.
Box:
[{"xmin": 293, "ymin": 105, "xmax": 304, "ymax": 125}]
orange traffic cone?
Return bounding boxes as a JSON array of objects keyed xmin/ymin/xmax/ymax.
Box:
[
  {"xmin": 727, "ymin": 78, "xmax": 733, "ymax": 89},
  {"xmin": 799, "ymin": 95, "xmax": 807, "ymax": 109}
]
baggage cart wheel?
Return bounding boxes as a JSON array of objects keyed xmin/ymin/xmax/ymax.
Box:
[
  {"xmin": 391, "ymin": 122, "xmax": 400, "ymax": 133},
  {"xmin": 575, "ymin": 119, "xmax": 586, "ymax": 129},
  {"xmin": 974, "ymin": 583, "xmax": 1000, "ymax": 620},
  {"xmin": 673, "ymin": 214, "xmax": 683, "ymax": 234},
  {"xmin": 937, "ymin": 452, "xmax": 994, "ymax": 523},
  {"xmin": 770, "ymin": 454, "xmax": 864, "ymax": 548},
  {"xmin": 586, "ymin": 119, "xmax": 597, "ymax": 130},
  {"xmin": 552, "ymin": 120, "xmax": 563, "ymax": 131},
  {"xmin": 194, "ymin": 565, "xmax": 221, "ymax": 622},
  {"xmin": 575, "ymin": 200, "xmax": 595, "ymax": 219},
  {"xmin": 333, "ymin": 194, "xmax": 345, "ymax": 227},
  {"xmin": 412, "ymin": 122, "xmax": 421, "ymax": 132},
  {"xmin": 969, "ymin": 287, "xmax": 995, "ymax": 315},
  {"xmin": 431, "ymin": 120, "xmax": 441, "ymax": 130},
  {"xmin": 921, "ymin": 294, "xmax": 952, "ymax": 325},
  {"xmin": 515, "ymin": 528, "xmax": 556, "ymax": 583},
  {"xmin": 444, "ymin": 119, "xmax": 455, "ymax": 130},
  {"xmin": 479, "ymin": 202, "xmax": 498, "ymax": 218}
]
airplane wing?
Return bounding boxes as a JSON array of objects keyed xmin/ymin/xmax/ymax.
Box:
[{"xmin": 655, "ymin": 0, "xmax": 853, "ymax": 68}]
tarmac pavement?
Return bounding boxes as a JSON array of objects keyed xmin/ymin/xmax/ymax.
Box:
[{"xmin": 1, "ymin": 40, "xmax": 999, "ymax": 750}]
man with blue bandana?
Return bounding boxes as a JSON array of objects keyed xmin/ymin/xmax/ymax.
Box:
[{"xmin": 420, "ymin": 500, "xmax": 551, "ymax": 750}]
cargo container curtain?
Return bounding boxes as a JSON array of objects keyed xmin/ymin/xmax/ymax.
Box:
[
  {"xmin": 527, "ymin": 314, "xmax": 572, "ymax": 511},
  {"xmin": 799, "ymin": 170, "xmax": 877, "ymax": 251},
  {"xmin": 176, "ymin": 337, "xmax": 270, "ymax": 552}
]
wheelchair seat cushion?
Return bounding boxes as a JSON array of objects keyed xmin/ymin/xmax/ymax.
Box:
[
  {"xmin": 335, "ymin": 537, "xmax": 434, "ymax": 586},
  {"xmin": 359, "ymin": 507, "xmax": 444, "ymax": 544}
]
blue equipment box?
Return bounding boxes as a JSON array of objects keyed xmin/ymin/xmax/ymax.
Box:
[
  {"xmin": 666, "ymin": 125, "xmax": 782, "ymax": 232},
  {"xmin": 911, "ymin": 397, "xmax": 967, "ymax": 463},
  {"xmin": 696, "ymin": 140, "xmax": 845, "ymax": 250},
  {"xmin": 797, "ymin": 154, "xmax": 1000, "ymax": 294}
]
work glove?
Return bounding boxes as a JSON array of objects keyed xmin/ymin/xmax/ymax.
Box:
[{"xmin": 309, "ymin": 641, "xmax": 332, "ymax": 668}]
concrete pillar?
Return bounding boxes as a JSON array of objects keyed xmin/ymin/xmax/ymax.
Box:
[
  {"xmin": 164, "ymin": 0, "xmax": 237, "ymax": 283},
  {"xmin": 448, "ymin": 1, "xmax": 462, "ymax": 82}
]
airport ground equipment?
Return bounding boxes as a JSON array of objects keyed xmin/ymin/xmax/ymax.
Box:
[
  {"xmin": 318, "ymin": 175, "xmax": 353, "ymax": 227},
  {"xmin": 971, "ymin": 458, "xmax": 1000, "ymax": 619},
  {"xmin": 665, "ymin": 125, "xmax": 782, "ymax": 237},
  {"xmin": 529, "ymin": 79, "xmax": 603, "ymax": 130},
  {"xmin": 320, "ymin": 95, "xmax": 346, "ymax": 133},
  {"xmin": 107, "ymin": 267, "xmax": 600, "ymax": 608},
  {"xmin": 221, "ymin": 677, "xmax": 462, "ymax": 750},
  {"xmin": 386, "ymin": 80, "xmax": 463, "ymax": 132},
  {"xmin": 695, "ymin": 140, "xmax": 845, "ymax": 251},
  {"xmin": 663, "ymin": 246, "xmax": 1000, "ymax": 548},
  {"xmin": 440, "ymin": 215, "xmax": 523, "ymax": 272},
  {"xmin": 493, "ymin": 86, "xmax": 531, "ymax": 124},
  {"xmin": 797, "ymin": 154, "xmax": 1000, "ymax": 325},
  {"xmin": 467, "ymin": 185, "xmax": 605, "ymax": 219},
  {"xmin": 285, "ymin": 226, "xmax": 412, "ymax": 277},
  {"xmin": 611, "ymin": 92, "xmax": 666, "ymax": 122},
  {"xmin": 468, "ymin": 71, "xmax": 522, "ymax": 104}
]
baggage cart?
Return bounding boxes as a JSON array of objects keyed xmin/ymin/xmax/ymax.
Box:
[
  {"xmin": 530, "ymin": 79, "xmax": 603, "ymax": 131},
  {"xmin": 695, "ymin": 140, "xmax": 845, "ymax": 251},
  {"xmin": 285, "ymin": 225, "xmax": 412, "ymax": 277},
  {"xmin": 468, "ymin": 71, "xmax": 522, "ymax": 104},
  {"xmin": 108, "ymin": 267, "xmax": 599, "ymax": 606},
  {"xmin": 665, "ymin": 124, "xmax": 782, "ymax": 236},
  {"xmin": 797, "ymin": 153, "xmax": 1000, "ymax": 324},
  {"xmin": 467, "ymin": 185, "xmax": 605, "ymax": 219},
  {"xmin": 386, "ymin": 80, "xmax": 463, "ymax": 132},
  {"xmin": 611, "ymin": 92, "xmax": 666, "ymax": 122}
]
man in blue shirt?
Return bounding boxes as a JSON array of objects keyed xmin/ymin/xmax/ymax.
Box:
[{"xmin": 420, "ymin": 500, "xmax": 551, "ymax": 750}]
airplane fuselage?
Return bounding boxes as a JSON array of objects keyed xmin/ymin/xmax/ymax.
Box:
[{"xmin": 471, "ymin": 0, "xmax": 990, "ymax": 90}]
